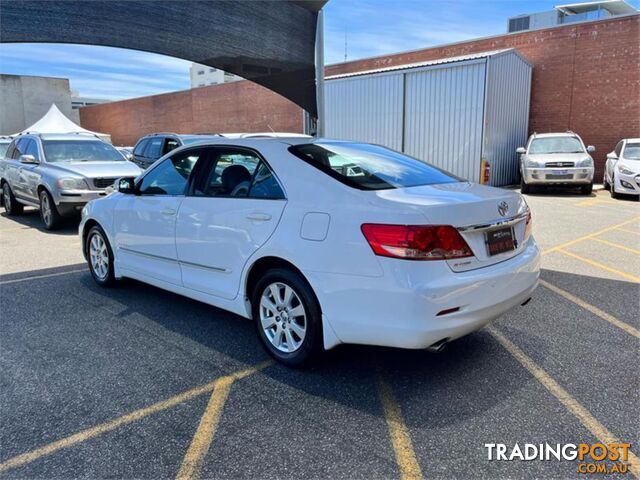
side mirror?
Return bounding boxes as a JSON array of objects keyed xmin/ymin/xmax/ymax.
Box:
[
  {"xmin": 516, "ymin": 147, "xmax": 526, "ymax": 154},
  {"xmin": 19, "ymin": 154, "xmax": 39, "ymax": 164},
  {"xmin": 586, "ymin": 145, "xmax": 596, "ymax": 153},
  {"xmin": 116, "ymin": 177, "xmax": 137, "ymax": 195},
  {"xmin": 606, "ymin": 152, "xmax": 618, "ymax": 160}
]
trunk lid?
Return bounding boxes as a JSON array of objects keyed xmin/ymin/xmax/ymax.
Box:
[{"xmin": 372, "ymin": 182, "xmax": 530, "ymax": 271}]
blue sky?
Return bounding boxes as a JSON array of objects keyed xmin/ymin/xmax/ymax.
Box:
[{"xmin": 0, "ymin": 0, "xmax": 637, "ymax": 100}]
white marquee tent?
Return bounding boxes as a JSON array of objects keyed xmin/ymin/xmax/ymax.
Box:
[{"xmin": 14, "ymin": 104, "xmax": 111, "ymax": 143}]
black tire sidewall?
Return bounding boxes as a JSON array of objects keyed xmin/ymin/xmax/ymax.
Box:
[
  {"xmin": 252, "ymin": 268, "xmax": 322, "ymax": 366},
  {"xmin": 3, "ymin": 183, "xmax": 23, "ymax": 215},
  {"xmin": 86, "ymin": 225, "xmax": 116, "ymax": 287},
  {"xmin": 39, "ymin": 189, "xmax": 62, "ymax": 230}
]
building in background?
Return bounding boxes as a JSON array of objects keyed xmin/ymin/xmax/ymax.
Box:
[
  {"xmin": 71, "ymin": 90, "xmax": 109, "ymax": 109},
  {"xmin": 189, "ymin": 63, "xmax": 242, "ymax": 88},
  {"xmin": 0, "ymin": 74, "xmax": 80, "ymax": 134},
  {"xmin": 507, "ymin": 0, "xmax": 637, "ymax": 32}
]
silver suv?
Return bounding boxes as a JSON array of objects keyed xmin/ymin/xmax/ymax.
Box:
[
  {"xmin": 0, "ymin": 133, "xmax": 141, "ymax": 230},
  {"xmin": 517, "ymin": 132, "xmax": 595, "ymax": 195}
]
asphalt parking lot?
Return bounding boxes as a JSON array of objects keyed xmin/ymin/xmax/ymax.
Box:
[{"xmin": 0, "ymin": 188, "xmax": 638, "ymax": 479}]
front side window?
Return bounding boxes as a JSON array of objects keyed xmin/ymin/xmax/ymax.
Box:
[
  {"xmin": 289, "ymin": 142, "xmax": 459, "ymax": 190},
  {"xmin": 12, "ymin": 138, "xmax": 30, "ymax": 159},
  {"xmin": 133, "ymin": 138, "xmax": 150, "ymax": 156},
  {"xmin": 42, "ymin": 140, "xmax": 123, "ymax": 162},
  {"xmin": 25, "ymin": 139, "xmax": 40, "ymax": 161},
  {"xmin": 528, "ymin": 137, "xmax": 584, "ymax": 154},
  {"xmin": 144, "ymin": 138, "xmax": 164, "ymax": 159},
  {"xmin": 614, "ymin": 141, "xmax": 624, "ymax": 157},
  {"xmin": 138, "ymin": 149, "xmax": 203, "ymax": 195},
  {"xmin": 623, "ymin": 142, "xmax": 640, "ymax": 160}
]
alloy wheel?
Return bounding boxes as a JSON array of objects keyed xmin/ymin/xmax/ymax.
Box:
[
  {"xmin": 89, "ymin": 233, "xmax": 110, "ymax": 281},
  {"xmin": 40, "ymin": 193, "xmax": 51, "ymax": 226},
  {"xmin": 259, "ymin": 282, "xmax": 307, "ymax": 353}
]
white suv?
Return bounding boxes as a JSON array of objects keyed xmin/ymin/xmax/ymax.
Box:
[{"xmin": 517, "ymin": 132, "xmax": 595, "ymax": 195}]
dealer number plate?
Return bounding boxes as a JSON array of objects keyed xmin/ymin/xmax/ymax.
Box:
[{"xmin": 486, "ymin": 226, "xmax": 516, "ymax": 256}]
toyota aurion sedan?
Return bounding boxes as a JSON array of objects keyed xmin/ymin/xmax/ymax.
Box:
[
  {"xmin": 80, "ymin": 138, "xmax": 540, "ymax": 365},
  {"xmin": 517, "ymin": 132, "xmax": 595, "ymax": 195},
  {"xmin": 604, "ymin": 138, "xmax": 640, "ymax": 199}
]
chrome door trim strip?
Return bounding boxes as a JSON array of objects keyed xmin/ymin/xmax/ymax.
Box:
[{"xmin": 119, "ymin": 246, "xmax": 229, "ymax": 272}]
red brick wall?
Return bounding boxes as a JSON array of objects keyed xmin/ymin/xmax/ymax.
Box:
[
  {"xmin": 80, "ymin": 15, "xmax": 639, "ymax": 181},
  {"xmin": 326, "ymin": 15, "xmax": 640, "ymax": 181},
  {"xmin": 79, "ymin": 80, "xmax": 303, "ymax": 146}
]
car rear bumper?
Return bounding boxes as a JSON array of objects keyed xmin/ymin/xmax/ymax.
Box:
[
  {"xmin": 307, "ymin": 237, "xmax": 541, "ymax": 350},
  {"xmin": 522, "ymin": 167, "xmax": 593, "ymax": 185}
]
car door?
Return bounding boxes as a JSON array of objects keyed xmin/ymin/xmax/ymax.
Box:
[
  {"xmin": 608, "ymin": 140, "xmax": 624, "ymax": 181},
  {"xmin": 18, "ymin": 138, "xmax": 42, "ymax": 202},
  {"xmin": 11, "ymin": 138, "xmax": 32, "ymax": 200},
  {"xmin": 142, "ymin": 136, "xmax": 164, "ymax": 168},
  {"xmin": 175, "ymin": 146, "xmax": 287, "ymax": 300},
  {"xmin": 113, "ymin": 147, "xmax": 205, "ymax": 285}
]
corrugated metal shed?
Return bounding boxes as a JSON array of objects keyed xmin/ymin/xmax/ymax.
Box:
[{"xmin": 324, "ymin": 49, "xmax": 532, "ymax": 186}]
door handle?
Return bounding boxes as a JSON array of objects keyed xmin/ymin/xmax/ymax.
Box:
[
  {"xmin": 161, "ymin": 208, "xmax": 176, "ymax": 216},
  {"xmin": 246, "ymin": 212, "xmax": 272, "ymax": 221}
]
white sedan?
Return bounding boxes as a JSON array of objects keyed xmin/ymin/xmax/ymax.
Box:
[
  {"xmin": 80, "ymin": 138, "xmax": 540, "ymax": 365},
  {"xmin": 604, "ymin": 138, "xmax": 640, "ymax": 199}
]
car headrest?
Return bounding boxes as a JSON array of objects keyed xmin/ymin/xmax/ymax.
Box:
[{"xmin": 221, "ymin": 164, "xmax": 252, "ymax": 193}]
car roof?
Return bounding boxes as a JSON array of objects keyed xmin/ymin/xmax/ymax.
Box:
[
  {"xmin": 174, "ymin": 136, "xmax": 353, "ymax": 149},
  {"xmin": 32, "ymin": 133, "xmax": 107, "ymax": 141},
  {"xmin": 623, "ymin": 138, "xmax": 640, "ymax": 143},
  {"xmin": 530, "ymin": 132, "xmax": 581, "ymax": 139}
]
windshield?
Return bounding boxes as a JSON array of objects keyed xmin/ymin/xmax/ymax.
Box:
[
  {"xmin": 0, "ymin": 142, "xmax": 10, "ymax": 157},
  {"xmin": 289, "ymin": 142, "xmax": 460, "ymax": 190},
  {"xmin": 529, "ymin": 137, "xmax": 584, "ymax": 154},
  {"xmin": 42, "ymin": 140, "xmax": 124, "ymax": 162},
  {"xmin": 623, "ymin": 143, "xmax": 640, "ymax": 160}
]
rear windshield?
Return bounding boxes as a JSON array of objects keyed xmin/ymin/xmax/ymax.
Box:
[
  {"xmin": 529, "ymin": 137, "xmax": 584, "ymax": 154},
  {"xmin": 43, "ymin": 140, "xmax": 124, "ymax": 163},
  {"xmin": 288, "ymin": 142, "xmax": 459, "ymax": 190},
  {"xmin": 623, "ymin": 143, "xmax": 640, "ymax": 160}
]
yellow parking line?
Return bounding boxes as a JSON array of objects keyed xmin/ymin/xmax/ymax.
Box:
[
  {"xmin": 0, "ymin": 362, "xmax": 271, "ymax": 474},
  {"xmin": 540, "ymin": 280, "xmax": 640, "ymax": 339},
  {"xmin": 377, "ymin": 376, "xmax": 423, "ymax": 480},
  {"xmin": 488, "ymin": 327, "xmax": 640, "ymax": 478},
  {"xmin": 542, "ymin": 216, "xmax": 640, "ymax": 255},
  {"xmin": 616, "ymin": 228, "xmax": 640, "ymax": 237},
  {"xmin": 176, "ymin": 361, "xmax": 272, "ymax": 480},
  {"xmin": 590, "ymin": 237, "xmax": 640, "ymax": 255},
  {"xmin": 557, "ymin": 249, "xmax": 640, "ymax": 283}
]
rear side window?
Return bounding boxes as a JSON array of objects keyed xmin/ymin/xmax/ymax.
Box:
[
  {"xmin": 133, "ymin": 138, "xmax": 150, "ymax": 156},
  {"xmin": 138, "ymin": 148, "xmax": 203, "ymax": 195},
  {"xmin": 144, "ymin": 137, "xmax": 164, "ymax": 159},
  {"xmin": 289, "ymin": 142, "xmax": 459, "ymax": 190},
  {"xmin": 164, "ymin": 138, "xmax": 180, "ymax": 155}
]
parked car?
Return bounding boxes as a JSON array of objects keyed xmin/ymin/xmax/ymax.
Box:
[
  {"xmin": 80, "ymin": 137, "xmax": 540, "ymax": 365},
  {"xmin": 604, "ymin": 138, "xmax": 640, "ymax": 199},
  {"xmin": 0, "ymin": 133, "xmax": 142, "ymax": 230},
  {"xmin": 131, "ymin": 133, "xmax": 220, "ymax": 169},
  {"xmin": 517, "ymin": 132, "xmax": 595, "ymax": 194},
  {"xmin": 116, "ymin": 146, "xmax": 134, "ymax": 161},
  {"xmin": 0, "ymin": 136, "xmax": 12, "ymax": 159}
]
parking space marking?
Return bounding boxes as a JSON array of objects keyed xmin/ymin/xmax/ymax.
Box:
[
  {"xmin": 176, "ymin": 361, "xmax": 273, "ymax": 480},
  {"xmin": 377, "ymin": 376, "xmax": 423, "ymax": 480},
  {"xmin": 540, "ymin": 280, "xmax": 640, "ymax": 339},
  {"xmin": 616, "ymin": 228, "xmax": 640, "ymax": 237},
  {"xmin": 0, "ymin": 268, "xmax": 87, "ymax": 285},
  {"xmin": 0, "ymin": 362, "xmax": 271, "ymax": 474},
  {"xmin": 488, "ymin": 327, "xmax": 640, "ymax": 478},
  {"xmin": 590, "ymin": 237, "xmax": 640, "ymax": 255},
  {"xmin": 542, "ymin": 216, "xmax": 640, "ymax": 256},
  {"xmin": 556, "ymin": 249, "xmax": 640, "ymax": 283}
]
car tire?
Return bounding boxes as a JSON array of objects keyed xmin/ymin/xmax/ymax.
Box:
[
  {"xmin": 603, "ymin": 173, "xmax": 610, "ymax": 190},
  {"xmin": 2, "ymin": 183, "xmax": 24, "ymax": 216},
  {"xmin": 610, "ymin": 175, "xmax": 620, "ymax": 199},
  {"xmin": 39, "ymin": 189, "xmax": 63, "ymax": 230},
  {"xmin": 252, "ymin": 268, "xmax": 323, "ymax": 367},
  {"xmin": 520, "ymin": 177, "xmax": 530, "ymax": 194},
  {"xmin": 581, "ymin": 183, "xmax": 593, "ymax": 195},
  {"xmin": 86, "ymin": 225, "xmax": 117, "ymax": 287}
]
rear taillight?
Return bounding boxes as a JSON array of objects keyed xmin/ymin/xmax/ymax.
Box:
[
  {"xmin": 524, "ymin": 211, "xmax": 532, "ymax": 242},
  {"xmin": 361, "ymin": 224, "xmax": 473, "ymax": 260}
]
